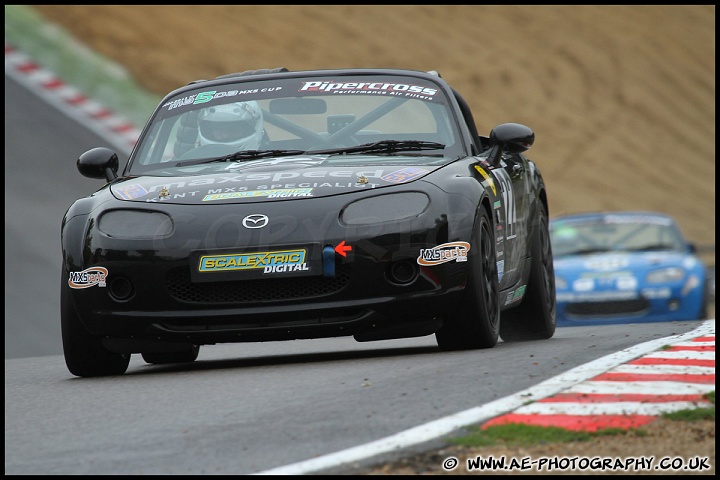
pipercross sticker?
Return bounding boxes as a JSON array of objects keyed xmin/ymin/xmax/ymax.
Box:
[
  {"xmin": 299, "ymin": 81, "xmax": 438, "ymax": 97},
  {"xmin": 68, "ymin": 267, "xmax": 109, "ymax": 289},
  {"xmin": 417, "ymin": 242, "xmax": 470, "ymax": 266}
]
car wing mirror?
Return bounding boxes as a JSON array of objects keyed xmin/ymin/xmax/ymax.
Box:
[{"xmin": 77, "ymin": 147, "xmax": 119, "ymax": 182}]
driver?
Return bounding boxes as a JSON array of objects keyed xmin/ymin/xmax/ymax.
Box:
[{"xmin": 197, "ymin": 101, "xmax": 264, "ymax": 150}]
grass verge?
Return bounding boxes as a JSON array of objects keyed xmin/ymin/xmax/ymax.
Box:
[{"xmin": 4, "ymin": 4, "xmax": 160, "ymax": 127}]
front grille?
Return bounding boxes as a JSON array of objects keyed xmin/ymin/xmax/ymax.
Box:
[
  {"xmin": 566, "ymin": 298, "xmax": 649, "ymax": 317},
  {"xmin": 166, "ymin": 264, "xmax": 351, "ymax": 304}
]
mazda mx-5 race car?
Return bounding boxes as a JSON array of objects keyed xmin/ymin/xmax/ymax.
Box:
[
  {"xmin": 61, "ymin": 68, "xmax": 556, "ymax": 377},
  {"xmin": 550, "ymin": 211, "xmax": 709, "ymax": 326}
]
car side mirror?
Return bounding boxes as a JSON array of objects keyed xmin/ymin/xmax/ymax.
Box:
[
  {"xmin": 77, "ymin": 147, "xmax": 119, "ymax": 182},
  {"xmin": 486, "ymin": 123, "xmax": 535, "ymax": 166}
]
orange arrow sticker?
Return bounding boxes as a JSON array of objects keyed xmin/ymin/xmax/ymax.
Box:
[{"xmin": 334, "ymin": 240, "xmax": 352, "ymax": 257}]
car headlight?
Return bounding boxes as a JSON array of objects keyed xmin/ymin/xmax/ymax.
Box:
[
  {"xmin": 682, "ymin": 274, "xmax": 701, "ymax": 295},
  {"xmin": 340, "ymin": 192, "xmax": 430, "ymax": 225},
  {"xmin": 646, "ymin": 267, "xmax": 685, "ymax": 283},
  {"xmin": 554, "ymin": 275, "xmax": 567, "ymax": 290},
  {"xmin": 98, "ymin": 209, "xmax": 174, "ymax": 239}
]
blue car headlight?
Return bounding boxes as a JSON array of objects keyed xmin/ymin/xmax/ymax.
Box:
[
  {"xmin": 98, "ymin": 209, "xmax": 174, "ymax": 239},
  {"xmin": 340, "ymin": 192, "xmax": 430, "ymax": 225},
  {"xmin": 682, "ymin": 274, "xmax": 701, "ymax": 295},
  {"xmin": 646, "ymin": 267, "xmax": 685, "ymax": 283}
]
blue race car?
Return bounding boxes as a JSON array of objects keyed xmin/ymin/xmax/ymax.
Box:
[{"xmin": 550, "ymin": 211, "xmax": 708, "ymax": 326}]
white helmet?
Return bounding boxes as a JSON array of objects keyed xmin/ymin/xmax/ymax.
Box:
[{"xmin": 197, "ymin": 101, "xmax": 263, "ymax": 150}]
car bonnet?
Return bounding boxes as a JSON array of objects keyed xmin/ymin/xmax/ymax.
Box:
[
  {"xmin": 553, "ymin": 251, "xmax": 700, "ymax": 277},
  {"xmin": 110, "ymin": 158, "xmax": 441, "ymax": 204}
]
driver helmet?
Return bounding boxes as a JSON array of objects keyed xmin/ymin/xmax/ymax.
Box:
[{"xmin": 197, "ymin": 101, "xmax": 264, "ymax": 150}]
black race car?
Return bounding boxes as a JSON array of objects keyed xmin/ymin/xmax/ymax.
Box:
[{"xmin": 61, "ymin": 68, "xmax": 556, "ymax": 377}]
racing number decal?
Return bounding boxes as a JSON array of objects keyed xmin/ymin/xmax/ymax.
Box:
[{"xmin": 494, "ymin": 168, "xmax": 516, "ymax": 239}]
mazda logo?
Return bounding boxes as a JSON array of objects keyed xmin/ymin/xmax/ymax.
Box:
[{"xmin": 242, "ymin": 214, "xmax": 269, "ymax": 229}]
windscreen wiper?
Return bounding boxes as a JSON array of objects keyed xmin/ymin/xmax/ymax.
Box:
[
  {"xmin": 175, "ymin": 149, "xmax": 306, "ymax": 167},
  {"xmin": 625, "ymin": 244, "xmax": 676, "ymax": 252},
  {"xmin": 307, "ymin": 140, "xmax": 446, "ymax": 156}
]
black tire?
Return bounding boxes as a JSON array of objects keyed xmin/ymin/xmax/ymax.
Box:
[
  {"xmin": 500, "ymin": 201, "xmax": 556, "ymax": 341},
  {"xmin": 142, "ymin": 345, "xmax": 200, "ymax": 365},
  {"xmin": 61, "ymin": 269, "xmax": 131, "ymax": 377},
  {"xmin": 436, "ymin": 206, "xmax": 500, "ymax": 350}
]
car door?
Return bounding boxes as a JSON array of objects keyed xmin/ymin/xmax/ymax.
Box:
[{"xmin": 491, "ymin": 152, "xmax": 530, "ymax": 289}]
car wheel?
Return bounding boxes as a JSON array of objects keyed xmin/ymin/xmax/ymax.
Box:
[
  {"xmin": 61, "ymin": 269, "xmax": 131, "ymax": 377},
  {"xmin": 500, "ymin": 201, "xmax": 556, "ymax": 341},
  {"xmin": 142, "ymin": 345, "xmax": 200, "ymax": 365},
  {"xmin": 436, "ymin": 206, "xmax": 500, "ymax": 350}
]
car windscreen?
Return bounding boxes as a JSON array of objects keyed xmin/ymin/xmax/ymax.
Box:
[
  {"xmin": 550, "ymin": 215, "xmax": 688, "ymax": 256},
  {"xmin": 127, "ymin": 75, "xmax": 463, "ymax": 175}
]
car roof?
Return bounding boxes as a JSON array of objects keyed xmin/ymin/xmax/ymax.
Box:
[{"xmin": 183, "ymin": 67, "xmax": 448, "ymax": 89}]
